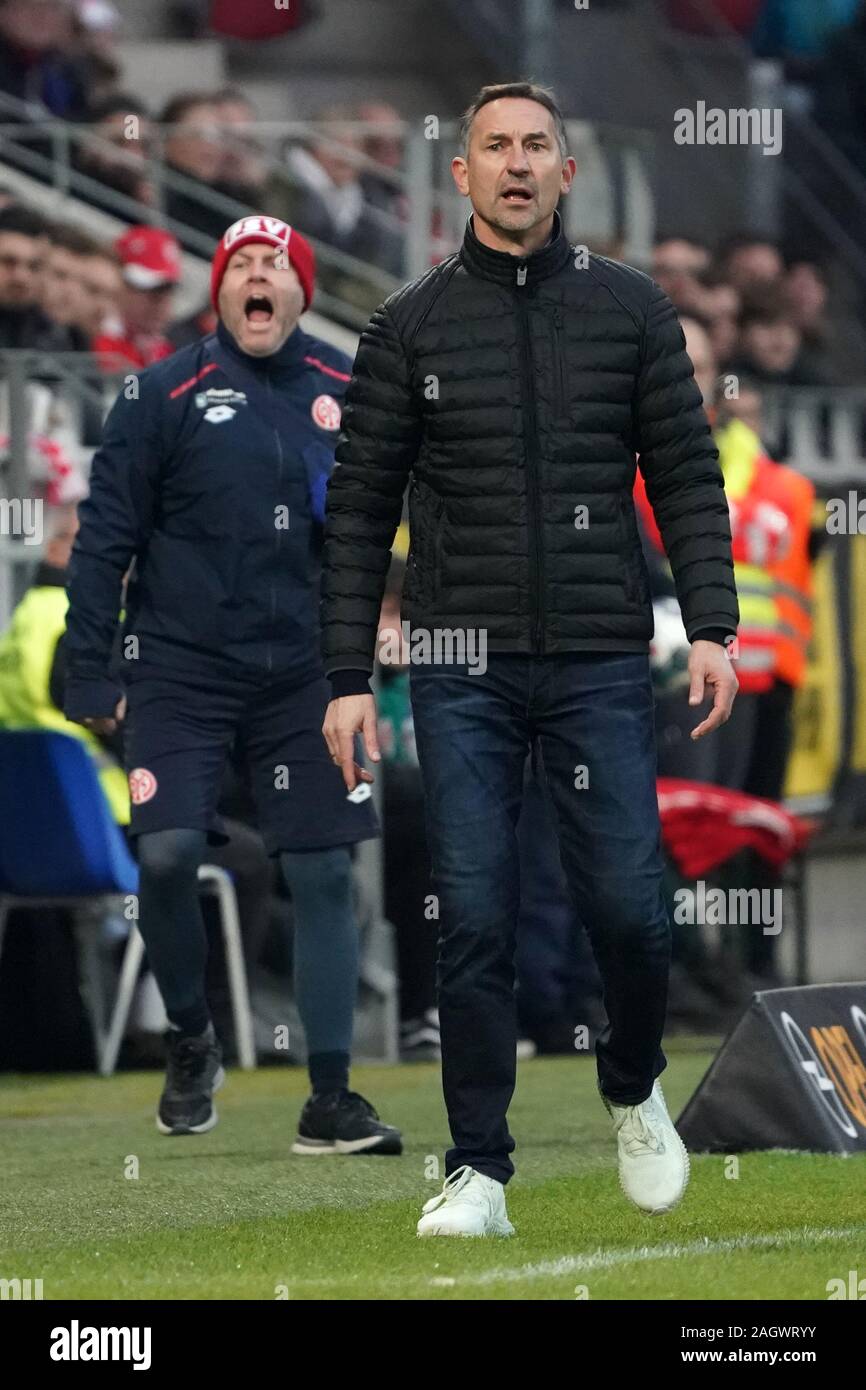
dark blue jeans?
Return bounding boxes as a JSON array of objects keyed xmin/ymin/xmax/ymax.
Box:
[
  {"xmin": 409, "ymin": 652, "xmax": 670, "ymax": 1185},
  {"xmin": 516, "ymin": 751, "xmax": 603, "ymax": 1036}
]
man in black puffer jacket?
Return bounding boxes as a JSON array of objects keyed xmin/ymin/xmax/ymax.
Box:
[{"xmin": 322, "ymin": 83, "xmax": 739, "ymax": 1234}]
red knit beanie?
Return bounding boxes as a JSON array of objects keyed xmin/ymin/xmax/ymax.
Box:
[{"xmin": 211, "ymin": 215, "xmax": 315, "ymax": 312}]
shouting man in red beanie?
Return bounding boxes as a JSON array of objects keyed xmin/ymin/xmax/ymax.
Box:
[{"xmin": 62, "ymin": 215, "xmax": 401, "ymax": 1153}]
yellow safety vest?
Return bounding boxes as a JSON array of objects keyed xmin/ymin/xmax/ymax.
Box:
[
  {"xmin": 0, "ymin": 585, "xmax": 130, "ymax": 824},
  {"xmin": 715, "ymin": 419, "xmax": 780, "ymax": 692}
]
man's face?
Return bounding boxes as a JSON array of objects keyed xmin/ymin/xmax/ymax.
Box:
[
  {"xmin": 90, "ymin": 111, "xmax": 152, "ymax": 172},
  {"xmin": 681, "ymin": 317, "xmax": 717, "ymax": 407},
  {"xmin": 215, "ymin": 98, "xmax": 264, "ymax": 184},
  {"xmin": 718, "ymin": 386, "xmax": 763, "ymax": 437},
  {"xmin": 0, "ymin": 230, "xmax": 45, "ymax": 308},
  {"xmin": 164, "ymin": 102, "xmax": 222, "ymax": 183},
  {"xmin": 121, "ymin": 282, "xmax": 175, "ymax": 336},
  {"xmin": 0, "ymin": 0, "xmax": 71, "ymax": 51},
  {"xmin": 701, "ymin": 283, "xmax": 739, "ymax": 321},
  {"xmin": 743, "ymin": 318, "xmax": 801, "ymax": 374},
  {"xmin": 652, "ymin": 239, "xmax": 710, "ymax": 307},
  {"xmin": 79, "ymin": 254, "xmax": 122, "ymax": 335},
  {"xmin": 708, "ymin": 311, "xmax": 738, "ymax": 366},
  {"xmin": 726, "ymin": 243, "xmax": 783, "ymax": 291},
  {"xmin": 785, "ymin": 263, "xmax": 827, "ymax": 327},
  {"xmin": 451, "ymin": 98, "xmax": 575, "ymax": 246},
  {"xmin": 42, "ymin": 245, "xmax": 88, "ymax": 326},
  {"xmin": 359, "ymin": 103, "xmax": 404, "ymax": 169},
  {"xmin": 653, "ymin": 239, "xmax": 710, "ymax": 279},
  {"xmin": 312, "ymin": 130, "xmax": 361, "ymax": 188},
  {"xmin": 216, "ymin": 98, "xmax": 255, "ymax": 131},
  {"xmin": 218, "ymin": 241, "xmax": 304, "ymax": 356}
]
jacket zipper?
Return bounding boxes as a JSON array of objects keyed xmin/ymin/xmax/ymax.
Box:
[
  {"xmin": 267, "ymin": 374, "xmax": 284, "ymax": 675},
  {"xmin": 551, "ymin": 308, "xmax": 568, "ymax": 420},
  {"xmin": 515, "ymin": 262, "xmax": 545, "ymax": 654},
  {"xmin": 410, "ymin": 482, "xmax": 443, "ymax": 607}
]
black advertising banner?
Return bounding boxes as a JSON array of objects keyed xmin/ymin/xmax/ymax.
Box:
[{"xmin": 678, "ymin": 983, "xmax": 866, "ymax": 1153}]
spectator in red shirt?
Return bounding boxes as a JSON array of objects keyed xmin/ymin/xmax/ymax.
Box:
[{"xmin": 92, "ymin": 225, "xmax": 182, "ymax": 369}]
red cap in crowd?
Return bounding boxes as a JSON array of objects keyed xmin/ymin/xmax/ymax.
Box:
[
  {"xmin": 210, "ymin": 215, "xmax": 316, "ymax": 312},
  {"xmin": 114, "ymin": 227, "xmax": 183, "ymax": 290}
]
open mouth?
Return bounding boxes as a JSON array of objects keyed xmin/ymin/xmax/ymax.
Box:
[
  {"xmin": 500, "ymin": 186, "xmax": 534, "ymax": 204},
  {"xmin": 244, "ymin": 294, "xmax": 274, "ymax": 325}
]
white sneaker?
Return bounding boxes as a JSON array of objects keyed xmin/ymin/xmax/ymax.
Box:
[
  {"xmin": 416, "ymin": 1165, "xmax": 515, "ymax": 1237},
  {"xmin": 603, "ymin": 1080, "xmax": 690, "ymax": 1214}
]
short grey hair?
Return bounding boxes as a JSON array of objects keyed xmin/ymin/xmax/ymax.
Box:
[{"xmin": 459, "ymin": 81, "xmax": 568, "ymax": 158}]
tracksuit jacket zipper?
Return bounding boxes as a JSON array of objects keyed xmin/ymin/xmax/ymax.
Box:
[
  {"xmin": 515, "ymin": 261, "xmax": 546, "ymax": 654},
  {"xmin": 267, "ymin": 373, "xmax": 284, "ymax": 675}
]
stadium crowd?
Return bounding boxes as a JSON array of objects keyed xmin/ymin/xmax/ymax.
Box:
[
  {"xmin": 4, "ymin": 0, "xmax": 865, "ymax": 290},
  {"xmin": 0, "ymin": 0, "xmax": 409, "ymax": 306},
  {"xmin": 0, "ymin": 173, "xmax": 841, "ymax": 1062},
  {"xmin": 2, "ymin": 192, "xmax": 859, "ymax": 495},
  {"xmin": 1, "ymin": 0, "xmax": 863, "ymax": 1069}
]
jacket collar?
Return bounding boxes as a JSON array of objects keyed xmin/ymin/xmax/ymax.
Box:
[
  {"xmin": 215, "ymin": 318, "xmax": 309, "ymax": 374},
  {"xmin": 460, "ymin": 209, "xmax": 572, "ymax": 287}
]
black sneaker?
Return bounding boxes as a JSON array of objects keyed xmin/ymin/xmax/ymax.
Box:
[
  {"xmin": 291, "ymin": 1089, "xmax": 403, "ymax": 1155},
  {"xmin": 157, "ymin": 1023, "xmax": 225, "ymax": 1135},
  {"xmin": 400, "ymin": 1008, "xmax": 441, "ymax": 1062}
]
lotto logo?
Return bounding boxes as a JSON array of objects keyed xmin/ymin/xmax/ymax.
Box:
[
  {"xmin": 312, "ymin": 394, "xmax": 341, "ymax": 431},
  {"xmin": 128, "ymin": 768, "xmax": 158, "ymax": 805}
]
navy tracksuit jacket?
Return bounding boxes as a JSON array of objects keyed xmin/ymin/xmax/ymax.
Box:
[{"xmin": 64, "ymin": 320, "xmax": 353, "ymax": 720}]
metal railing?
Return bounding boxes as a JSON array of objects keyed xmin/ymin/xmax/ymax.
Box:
[
  {"xmin": 0, "ymin": 350, "xmax": 124, "ymax": 620},
  {"xmin": 3, "ymin": 348, "xmax": 866, "ymax": 607},
  {"xmin": 0, "ymin": 350, "xmax": 118, "ymax": 492},
  {"xmin": 0, "ymin": 90, "xmax": 659, "ymax": 308},
  {"xmin": 762, "ymin": 388, "xmax": 866, "ymax": 488},
  {"xmin": 4, "ymin": 353, "xmax": 866, "ymax": 505},
  {"xmin": 0, "ymin": 96, "xmax": 405, "ymax": 331}
]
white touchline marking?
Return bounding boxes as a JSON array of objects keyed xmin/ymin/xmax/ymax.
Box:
[
  {"xmin": 459, "ymin": 1224, "xmax": 866, "ymax": 1287},
  {"xmin": 278, "ymin": 1224, "xmax": 866, "ymax": 1292}
]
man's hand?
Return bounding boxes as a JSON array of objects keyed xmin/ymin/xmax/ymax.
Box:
[
  {"xmin": 81, "ymin": 695, "xmax": 127, "ymax": 737},
  {"xmin": 688, "ymin": 639, "xmax": 738, "ymax": 740},
  {"xmin": 322, "ymin": 693, "xmax": 380, "ymax": 791}
]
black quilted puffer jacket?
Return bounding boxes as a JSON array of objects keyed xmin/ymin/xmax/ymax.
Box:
[{"xmin": 321, "ymin": 212, "xmax": 738, "ymax": 677}]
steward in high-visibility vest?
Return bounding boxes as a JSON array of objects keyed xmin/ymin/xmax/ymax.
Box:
[
  {"xmin": 0, "ymin": 571, "xmax": 130, "ymax": 823},
  {"xmin": 758, "ymin": 461, "xmax": 815, "ymax": 688},
  {"xmin": 714, "ymin": 418, "xmax": 789, "ymax": 694},
  {"xmin": 634, "ymin": 417, "xmax": 787, "ymax": 694}
]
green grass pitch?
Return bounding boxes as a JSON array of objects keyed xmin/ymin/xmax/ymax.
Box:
[{"xmin": 2, "ymin": 1042, "xmax": 865, "ymax": 1300}]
